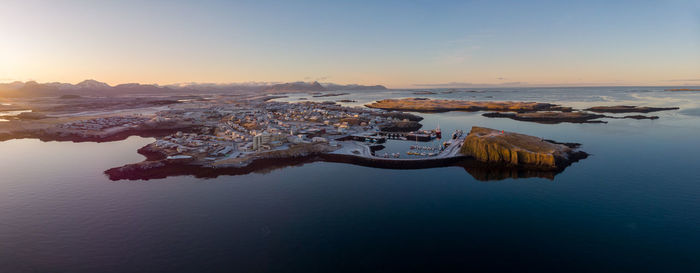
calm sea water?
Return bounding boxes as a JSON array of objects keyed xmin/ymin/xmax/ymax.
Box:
[{"xmin": 1, "ymin": 87, "xmax": 699, "ymax": 272}]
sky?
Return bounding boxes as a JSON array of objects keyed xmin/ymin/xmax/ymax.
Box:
[{"xmin": 0, "ymin": 0, "xmax": 698, "ymax": 88}]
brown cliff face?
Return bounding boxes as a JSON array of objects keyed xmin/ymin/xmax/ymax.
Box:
[{"xmin": 460, "ymin": 127, "xmax": 587, "ymax": 170}]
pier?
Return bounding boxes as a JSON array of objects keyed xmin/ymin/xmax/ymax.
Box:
[
  {"xmin": 377, "ymin": 131, "xmax": 436, "ymax": 142},
  {"xmin": 335, "ymin": 134, "xmax": 387, "ymax": 143}
]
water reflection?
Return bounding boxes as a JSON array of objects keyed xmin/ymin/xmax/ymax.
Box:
[
  {"xmin": 455, "ymin": 160, "xmax": 563, "ymax": 181},
  {"xmin": 105, "ymin": 154, "xmax": 581, "ymax": 182}
]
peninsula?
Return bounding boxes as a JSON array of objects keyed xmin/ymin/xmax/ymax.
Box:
[{"xmin": 105, "ymin": 123, "xmax": 588, "ymax": 180}]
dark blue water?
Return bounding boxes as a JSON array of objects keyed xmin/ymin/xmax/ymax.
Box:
[{"xmin": 1, "ymin": 87, "xmax": 699, "ymax": 272}]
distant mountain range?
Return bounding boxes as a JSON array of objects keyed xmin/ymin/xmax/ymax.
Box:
[
  {"xmin": 0, "ymin": 80, "xmax": 387, "ymax": 97},
  {"xmin": 263, "ymin": 81, "xmax": 326, "ymax": 93},
  {"xmin": 0, "ymin": 80, "xmax": 176, "ymax": 97},
  {"xmin": 261, "ymin": 81, "xmax": 387, "ymax": 93},
  {"xmin": 216, "ymin": 81, "xmax": 386, "ymax": 93}
]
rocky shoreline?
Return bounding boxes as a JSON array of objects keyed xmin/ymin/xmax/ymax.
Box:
[{"xmin": 104, "ymin": 147, "xmax": 472, "ymax": 181}]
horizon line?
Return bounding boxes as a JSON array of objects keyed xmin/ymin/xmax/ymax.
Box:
[{"xmin": 2, "ymin": 79, "xmax": 700, "ymax": 90}]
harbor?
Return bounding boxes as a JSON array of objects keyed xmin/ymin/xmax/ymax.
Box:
[{"xmin": 329, "ymin": 129, "xmax": 468, "ymax": 166}]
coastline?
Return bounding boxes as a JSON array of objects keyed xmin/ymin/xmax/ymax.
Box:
[
  {"xmin": 0, "ymin": 92, "xmax": 604, "ymax": 181},
  {"xmin": 104, "ymin": 127, "xmax": 588, "ymax": 181},
  {"xmin": 0, "ymin": 124, "xmax": 198, "ymax": 143}
]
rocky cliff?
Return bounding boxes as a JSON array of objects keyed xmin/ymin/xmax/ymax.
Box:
[{"xmin": 459, "ymin": 127, "xmax": 587, "ymax": 170}]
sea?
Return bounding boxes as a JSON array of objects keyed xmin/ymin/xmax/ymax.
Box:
[{"xmin": 1, "ymin": 87, "xmax": 699, "ymax": 272}]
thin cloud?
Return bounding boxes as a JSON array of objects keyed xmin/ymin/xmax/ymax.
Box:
[
  {"xmin": 413, "ymin": 82, "xmax": 476, "ymax": 87},
  {"xmin": 433, "ymin": 32, "xmax": 493, "ymax": 65},
  {"xmin": 663, "ymin": 78, "xmax": 700, "ymax": 82}
]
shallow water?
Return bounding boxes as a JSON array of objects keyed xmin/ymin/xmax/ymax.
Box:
[
  {"xmin": 1, "ymin": 87, "xmax": 699, "ymax": 272},
  {"xmin": 0, "ymin": 110, "xmax": 31, "ymax": 122}
]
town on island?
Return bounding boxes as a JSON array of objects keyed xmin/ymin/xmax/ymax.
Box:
[{"xmin": 0, "ymin": 80, "xmax": 683, "ymax": 181}]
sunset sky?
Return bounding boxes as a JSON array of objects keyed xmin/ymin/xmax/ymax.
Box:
[{"xmin": 1, "ymin": 0, "xmax": 698, "ymax": 88}]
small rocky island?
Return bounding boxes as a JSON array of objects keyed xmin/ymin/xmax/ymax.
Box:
[
  {"xmin": 482, "ymin": 111, "xmax": 607, "ymax": 124},
  {"xmin": 312, "ymin": 92, "xmax": 350, "ymax": 98},
  {"xmin": 460, "ymin": 127, "xmax": 588, "ymax": 171},
  {"xmin": 584, "ymin": 105, "xmax": 679, "ymax": 113},
  {"xmin": 366, "ymin": 98, "xmax": 570, "ymax": 113},
  {"xmin": 665, "ymin": 88, "xmax": 700, "ymax": 91},
  {"xmin": 366, "ymin": 98, "xmax": 678, "ymax": 124},
  {"xmin": 482, "ymin": 111, "xmax": 663, "ymax": 123}
]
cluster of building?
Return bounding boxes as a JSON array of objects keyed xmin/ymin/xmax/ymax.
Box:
[
  {"xmin": 143, "ymin": 100, "xmax": 404, "ymax": 161},
  {"xmin": 154, "ymin": 131, "xmax": 237, "ymax": 159},
  {"xmin": 57, "ymin": 116, "xmax": 149, "ymax": 131}
]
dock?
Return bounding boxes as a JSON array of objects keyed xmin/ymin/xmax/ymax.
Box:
[
  {"xmin": 377, "ymin": 131, "xmax": 435, "ymax": 142},
  {"xmin": 335, "ymin": 134, "xmax": 387, "ymax": 143}
]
